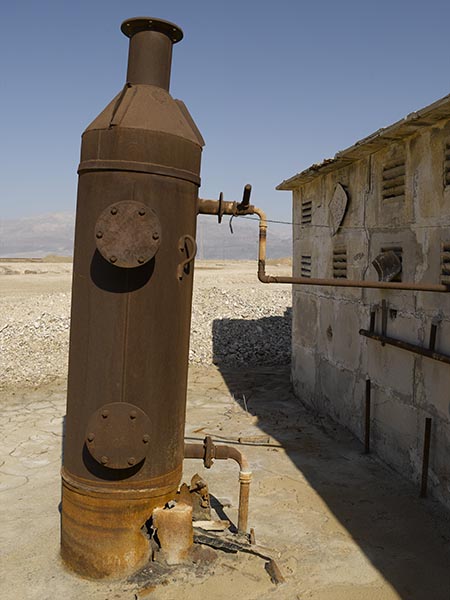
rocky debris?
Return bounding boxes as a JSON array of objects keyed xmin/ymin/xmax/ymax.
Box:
[
  {"xmin": 0, "ymin": 286, "xmax": 291, "ymax": 389},
  {"xmin": 190, "ymin": 287, "xmax": 291, "ymax": 367},
  {"xmin": 0, "ymin": 294, "xmax": 71, "ymax": 388}
]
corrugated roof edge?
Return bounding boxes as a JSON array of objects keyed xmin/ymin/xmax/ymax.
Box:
[{"xmin": 276, "ymin": 92, "xmax": 450, "ymax": 191}]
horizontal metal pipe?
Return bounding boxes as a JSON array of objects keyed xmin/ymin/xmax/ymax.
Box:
[
  {"xmin": 184, "ymin": 442, "xmax": 203, "ymax": 460},
  {"xmin": 259, "ymin": 273, "xmax": 448, "ymax": 292},
  {"xmin": 252, "ymin": 207, "xmax": 449, "ymax": 293},
  {"xmin": 197, "ymin": 198, "xmax": 236, "ymax": 215},
  {"xmin": 197, "ymin": 197, "xmax": 255, "ymax": 218},
  {"xmin": 359, "ymin": 329, "xmax": 450, "ymax": 364},
  {"xmin": 184, "ymin": 441, "xmax": 250, "ymax": 474}
]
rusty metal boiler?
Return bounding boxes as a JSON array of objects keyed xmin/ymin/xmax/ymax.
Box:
[{"xmin": 60, "ymin": 17, "xmax": 204, "ymax": 578}]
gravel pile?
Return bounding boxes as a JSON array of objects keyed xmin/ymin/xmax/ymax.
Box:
[
  {"xmin": 0, "ymin": 294, "xmax": 71, "ymax": 388},
  {"xmin": 190, "ymin": 286, "xmax": 291, "ymax": 367},
  {"xmin": 0, "ymin": 286, "xmax": 291, "ymax": 388}
]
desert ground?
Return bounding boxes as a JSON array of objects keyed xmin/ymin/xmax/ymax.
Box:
[{"xmin": 1, "ymin": 259, "xmax": 450, "ymax": 599}]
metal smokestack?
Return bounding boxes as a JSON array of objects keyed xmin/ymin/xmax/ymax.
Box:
[
  {"xmin": 123, "ymin": 18, "xmax": 180, "ymax": 88},
  {"xmin": 61, "ymin": 17, "xmax": 204, "ymax": 579}
]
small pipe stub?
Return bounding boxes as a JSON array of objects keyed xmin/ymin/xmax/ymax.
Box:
[{"xmin": 121, "ymin": 17, "xmax": 183, "ymax": 43}]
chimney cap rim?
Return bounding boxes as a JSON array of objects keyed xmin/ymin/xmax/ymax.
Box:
[{"xmin": 121, "ymin": 17, "xmax": 183, "ymax": 43}]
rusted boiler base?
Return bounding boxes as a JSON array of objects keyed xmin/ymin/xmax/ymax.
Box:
[{"xmin": 61, "ymin": 470, "xmax": 179, "ymax": 578}]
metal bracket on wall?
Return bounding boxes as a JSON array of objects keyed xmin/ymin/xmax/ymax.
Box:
[{"xmin": 360, "ymin": 305, "xmax": 450, "ymax": 365}]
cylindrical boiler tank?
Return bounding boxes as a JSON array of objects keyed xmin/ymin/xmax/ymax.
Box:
[{"xmin": 61, "ymin": 17, "xmax": 204, "ymax": 579}]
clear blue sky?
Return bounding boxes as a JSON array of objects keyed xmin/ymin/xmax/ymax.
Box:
[{"xmin": 1, "ymin": 0, "xmax": 450, "ymax": 221}]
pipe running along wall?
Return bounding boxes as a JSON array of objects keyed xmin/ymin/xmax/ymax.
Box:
[{"xmin": 197, "ymin": 199, "xmax": 450, "ymax": 293}]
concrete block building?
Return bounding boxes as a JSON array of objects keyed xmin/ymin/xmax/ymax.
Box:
[{"xmin": 278, "ymin": 94, "xmax": 450, "ymax": 509}]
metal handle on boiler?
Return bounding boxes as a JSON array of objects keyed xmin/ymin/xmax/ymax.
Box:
[{"xmin": 177, "ymin": 234, "xmax": 197, "ymax": 280}]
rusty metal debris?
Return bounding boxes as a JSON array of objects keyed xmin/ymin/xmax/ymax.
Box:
[
  {"xmin": 265, "ymin": 558, "xmax": 286, "ymax": 585},
  {"xmin": 193, "ymin": 530, "xmax": 285, "ymax": 585},
  {"xmin": 189, "ymin": 474, "xmax": 212, "ymax": 520}
]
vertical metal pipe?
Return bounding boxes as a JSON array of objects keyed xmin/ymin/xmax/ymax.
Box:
[
  {"xmin": 237, "ymin": 473, "xmax": 251, "ymax": 534},
  {"xmin": 122, "ymin": 18, "xmax": 179, "ymax": 89},
  {"xmin": 420, "ymin": 417, "xmax": 432, "ymax": 498},
  {"xmin": 364, "ymin": 379, "xmax": 371, "ymax": 454}
]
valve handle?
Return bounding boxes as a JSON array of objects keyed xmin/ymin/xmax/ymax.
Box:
[
  {"xmin": 237, "ymin": 184, "xmax": 252, "ymax": 212},
  {"xmin": 217, "ymin": 191, "xmax": 224, "ymax": 224}
]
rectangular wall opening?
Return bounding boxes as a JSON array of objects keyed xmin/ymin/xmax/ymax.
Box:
[
  {"xmin": 301, "ymin": 254, "xmax": 312, "ymax": 278},
  {"xmin": 441, "ymin": 242, "xmax": 450, "ymax": 285},
  {"xmin": 301, "ymin": 199, "xmax": 312, "ymax": 225},
  {"xmin": 333, "ymin": 247, "xmax": 347, "ymax": 278},
  {"xmin": 382, "ymin": 159, "xmax": 405, "ymax": 202},
  {"xmin": 444, "ymin": 143, "xmax": 450, "ymax": 187}
]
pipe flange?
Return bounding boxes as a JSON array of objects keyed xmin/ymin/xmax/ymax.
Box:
[{"xmin": 121, "ymin": 17, "xmax": 183, "ymax": 43}]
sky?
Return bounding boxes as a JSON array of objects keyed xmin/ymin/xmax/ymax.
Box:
[{"xmin": 1, "ymin": 0, "xmax": 450, "ymax": 223}]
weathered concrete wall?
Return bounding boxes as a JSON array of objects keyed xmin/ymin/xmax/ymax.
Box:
[{"xmin": 292, "ymin": 118, "xmax": 450, "ymax": 509}]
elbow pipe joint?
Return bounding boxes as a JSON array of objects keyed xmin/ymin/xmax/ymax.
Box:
[{"xmin": 184, "ymin": 436, "xmax": 252, "ymax": 534}]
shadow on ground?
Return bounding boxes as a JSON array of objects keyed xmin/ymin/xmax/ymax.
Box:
[{"xmin": 211, "ymin": 314, "xmax": 450, "ymax": 600}]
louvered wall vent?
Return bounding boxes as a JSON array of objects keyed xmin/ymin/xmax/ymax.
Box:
[
  {"xmin": 301, "ymin": 255, "xmax": 312, "ymax": 278},
  {"xmin": 333, "ymin": 247, "xmax": 347, "ymax": 278},
  {"xmin": 301, "ymin": 199, "xmax": 312, "ymax": 224},
  {"xmin": 382, "ymin": 159, "xmax": 405, "ymax": 201},
  {"xmin": 441, "ymin": 242, "xmax": 450, "ymax": 285},
  {"xmin": 381, "ymin": 246, "xmax": 403, "ymax": 281},
  {"xmin": 444, "ymin": 144, "xmax": 450, "ymax": 187}
]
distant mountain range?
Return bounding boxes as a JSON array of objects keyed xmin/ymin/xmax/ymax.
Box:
[{"xmin": 0, "ymin": 213, "xmax": 292, "ymax": 259}]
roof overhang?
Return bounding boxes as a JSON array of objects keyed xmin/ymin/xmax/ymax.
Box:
[{"xmin": 277, "ymin": 93, "xmax": 450, "ymax": 191}]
